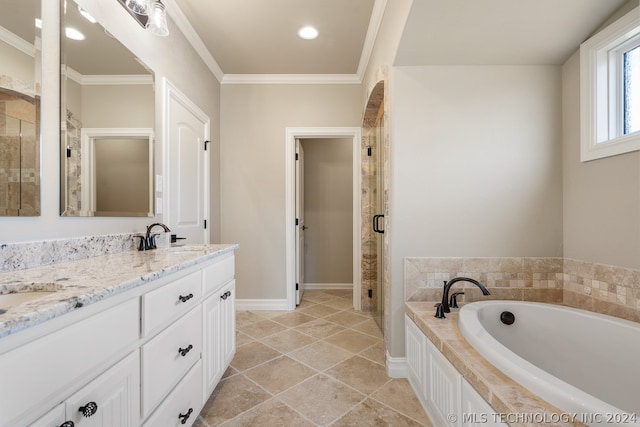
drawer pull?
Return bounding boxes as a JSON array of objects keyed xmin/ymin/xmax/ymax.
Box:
[
  {"xmin": 60, "ymin": 422, "xmax": 75, "ymax": 427},
  {"xmin": 178, "ymin": 344, "xmax": 193, "ymax": 356},
  {"xmin": 178, "ymin": 293, "xmax": 194, "ymax": 303},
  {"xmin": 78, "ymin": 401, "xmax": 98, "ymax": 417},
  {"xmin": 178, "ymin": 408, "xmax": 193, "ymax": 424}
]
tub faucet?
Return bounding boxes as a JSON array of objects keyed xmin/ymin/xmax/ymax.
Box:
[
  {"xmin": 138, "ymin": 223, "xmax": 171, "ymax": 251},
  {"xmin": 436, "ymin": 277, "xmax": 490, "ymax": 318}
]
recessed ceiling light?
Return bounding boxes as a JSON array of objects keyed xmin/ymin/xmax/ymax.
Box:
[
  {"xmin": 298, "ymin": 25, "xmax": 318, "ymax": 40},
  {"xmin": 65, "ymin": 27, "xmax": 85, "ymax": 41}
]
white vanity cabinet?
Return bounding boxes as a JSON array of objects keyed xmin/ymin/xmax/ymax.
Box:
[
  {"xmin": 0, "ymin": 250, "xmax": 236, "ymax": 427},
  {"xmin": 404, "ymin": 315, "xmax": 507, "ymax": 427},
  {"xmin": 202, "ymin": 254, "xmax": 236, "ymax": 399}
]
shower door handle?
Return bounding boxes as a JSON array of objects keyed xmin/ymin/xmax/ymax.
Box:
[{"xmin": 373, "ymin": 214, "xmax": 385, "ymax": 234}]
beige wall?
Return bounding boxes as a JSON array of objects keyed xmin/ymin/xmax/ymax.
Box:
[
  {"xmin": 220, "ymin": 84, "xmax": 362, "ymax": 301},
  {"xmin": 562, "ymin": 51, "xmax": 640, "ymax": 270},
  {"xmin": 300, "ymin": 138, "xmax": 353, "ymax": 284},
  {"xmin": 388, "ymin": 65, "xmax": 564, "ymax": 356},
  {"xmin": 0, "ymin": 0, "xmax": 221, "ymax": 243},
  {"xmin": 80, "ymin": 85, "xmax": 154, "ymax": 128}
]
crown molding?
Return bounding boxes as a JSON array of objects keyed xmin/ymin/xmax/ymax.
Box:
[
  {"xmin": 163, "ymin": 0, "xmax": 224, "ymax": 82},
  {"xmin": 356, "ymin": 0, "xmax": 387, "ymax": 81},
  {"xmin": 221, "ymin": 74, "xmax": 362, "ymax": 85},
  {"xmin": 0, "ymin": 25, "xmax": 36, "ymax": 57},
  {"xmin": 65, "ymin": 66, "xmax": 153, "ymax": 86}
]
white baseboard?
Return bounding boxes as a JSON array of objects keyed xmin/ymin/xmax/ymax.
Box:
[
  {"xmin": 304, "ymin": 283, "xmax": 353, "ymax": 290},
  {"xmin": 386, "ymin": 351, "xmax": 408, "ymax": 378},
  {"xmin": 235, "ymin": 299, "xmax": 290, "ymax": 311}
]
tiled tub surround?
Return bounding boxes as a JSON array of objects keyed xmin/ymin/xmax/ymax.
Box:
[
  {"xmin": 405, "ymin": 257, "xmax": 564, "ymax": 305},
  {"xmin": 405, "ymin": 304, "xmax": 582, "ymax": 427},
  {"xmin": 0, "ymin": 243, "xmax": 238, "ymax": 337},
  {"xmin": 405, "ymin": 257, "xmax": 640, "ymax": 427},
  {"xmin": 404, "ymin": 257, "xmax": 640, "ymax": 323}
]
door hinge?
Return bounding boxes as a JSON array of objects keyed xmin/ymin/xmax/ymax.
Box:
[
  {"xmin": 296, "ymin": 283, "xmax": 299, "ymax": 290},
  {"xmin": 368, "ymin": 289, "xmax": 373, "ymax": 298},
  {"xmin": 204, "ymin": 140, "xmax": 210, "ymax": 151},
  {"xmin": 204, "ymin": 219, "xmax": 207, "ymax": 229}
]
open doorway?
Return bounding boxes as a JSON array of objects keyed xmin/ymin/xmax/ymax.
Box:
[
  {"xmin": 298, "ymin": 138, "xmax": 354, "ymax": 301},
  {"xmin": 285, "ymin": 128, "xmax": 362, "ymax": 311}
]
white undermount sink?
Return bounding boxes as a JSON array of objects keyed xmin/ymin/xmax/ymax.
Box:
[
  {"xmin": 0, "ymin": 291, "xmax": 56, "ymax": 311},
  {"xmin": 0, "ymin": 283, "xmax": 62, "ymax": 313}
]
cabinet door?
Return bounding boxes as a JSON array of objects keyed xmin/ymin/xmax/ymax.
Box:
[
  {"xmin": 426, "ymin": 340, "xmax": 461, "ymax": 427},
  {"xmin": 405, "ymin": 315, "xmax": 426, "ymax": 399},
  {"xmin": 202, "ymin": 290, "xmax": 223, "ymax": 398},
  {"xmin": 64, "ymin": 351, "xmax": 140, "ymax": 427},
  {"xmin": 219, "ymin": 280, "xmax": 236, "ymax": 368}
]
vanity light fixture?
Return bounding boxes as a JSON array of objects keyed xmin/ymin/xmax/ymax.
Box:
[
  {"xmin": 298, "ymin": 25, "xmax": 319, "ymax": 40},
  {"xmin": 117, "ymin": 0, "xmax": 169, "ymax": 36}
]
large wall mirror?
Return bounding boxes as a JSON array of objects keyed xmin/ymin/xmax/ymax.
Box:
[
  {"xmin": 60, "ymin": 0, "xmax": 155, "ymax": 217},
  {"xmin": 0, "ymin": 0, "xmax": 41, "ymax": 216}
]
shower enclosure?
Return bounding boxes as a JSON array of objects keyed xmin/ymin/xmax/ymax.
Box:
[{"xmin": 0, "ymin": 90, "xmax": 39, "ymax": 216}]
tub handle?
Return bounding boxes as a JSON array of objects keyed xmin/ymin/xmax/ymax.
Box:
[
  {"xmin": 434, "ymin": 303, "xmax": 446, "ymax": 319},
  {"xmin": 450, "ymin": 292, "xmax": 464, "ymax": 308}
]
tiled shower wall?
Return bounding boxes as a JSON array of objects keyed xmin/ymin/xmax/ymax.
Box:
[
  {"xmin": 0, "ymin": 76, "xmax": 40, "ymax": 216},
  {"xmin": 404, "ymin": 257, "xmax": 640, "ymax": 323}
]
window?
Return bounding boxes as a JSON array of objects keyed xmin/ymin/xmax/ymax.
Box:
[{"xmin": 580, "ymin": 7, "xmax": 640, "ymax": 161}]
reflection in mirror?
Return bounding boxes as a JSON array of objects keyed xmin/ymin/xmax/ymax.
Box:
[
  {"xmin": 0, "ymin": 0, "xmax": 41, "ymax": 216},
  {"xmin": 61, "ymin": 0, "xmax": 155, "ymax": 217},
  {"xmin": 80, "ymin": 128, "xmax": 153, "ymax": 216}
]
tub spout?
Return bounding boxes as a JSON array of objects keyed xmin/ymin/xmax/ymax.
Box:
[{"xmin": 439, "ymin": 277, "xmax": 490, "ymax": 315}]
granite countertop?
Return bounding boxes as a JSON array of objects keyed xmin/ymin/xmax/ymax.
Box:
[
  {"xmin": 405, "ymin": 302, "xmax": 586, "ymax": 427},
  {"xmin": 0, "ymin": 244, "xmax": 238, "ymax": 338}
]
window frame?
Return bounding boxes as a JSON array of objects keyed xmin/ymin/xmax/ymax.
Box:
[{"xmin": 580, "ymin": 6, "xmax": 640, "ymax": 162}]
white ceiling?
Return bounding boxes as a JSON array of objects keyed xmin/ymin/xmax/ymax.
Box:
[
  {"xmin": 171, "ymin": 0, "xmax": 377, "ymax": 75},
  {"xmin": 395, "ymin": 0, "xmax": 630, "ymax": 66},
  {"xmin": 168, "ymin": 0, "xmax": 632, "ymax": 81},
  {"xmin": 0, "ymin": 0, "xmax": 633, "ymax": 82}
]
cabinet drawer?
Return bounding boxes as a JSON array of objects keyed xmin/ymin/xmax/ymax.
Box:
[
  {"xmin": 143, "ymin": 361, "xmax": 203, "ymax": 427},
  {"xmin": 141, "ymin": 305, "xmax": 202, "ymax": 417},
  {"xmin": 143, "ymin": 270, "xmax": 202, "ymax": 336},
  {"xmin": 202, "ymin": 255, "xmax": 234, "ymax": 296},
  {"xmin": 0, "ymin": 298, "xmax": 139, "ymax": 427}
]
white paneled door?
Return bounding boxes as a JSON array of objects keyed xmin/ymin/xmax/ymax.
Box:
[{"xmin": 164, "ymin": 80, "xmax": 210, "ymax": 244}]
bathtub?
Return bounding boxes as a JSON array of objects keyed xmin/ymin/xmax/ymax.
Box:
[{"xmin": 458, "ymin": 301, "xmax": 639, "ymax": 426}]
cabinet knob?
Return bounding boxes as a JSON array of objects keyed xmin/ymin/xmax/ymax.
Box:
[
  {"xmin": 178, "ymin": 293, "xmax": 194, "ymax": 303},
  {"xmin": 178, "ymin": 407, "xmax": 193, "ymax": 424},
  {"xmin": 78, "ymin": 401, "xmax": 98, "ymax": 417},
  {"xmin": 178, "ymin": 344, "xmax": 193, "ymax": 356},
  {"xmin": 60, "ymin": 422, "xmax": 75, "ymax": 427}
]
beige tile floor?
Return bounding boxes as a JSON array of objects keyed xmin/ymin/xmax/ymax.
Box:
[{"xmin": 194, "ymin": 289, "xmax": 432, "ymax": 426}]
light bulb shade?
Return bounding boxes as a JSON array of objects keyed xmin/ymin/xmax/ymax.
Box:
[
  {"xmin": 147, "ymin": 1, "xmax": 169, "ymax": 36},
  {"xmin": 125, "ymin": 0, "xmax": 152, "ymax": 16}
]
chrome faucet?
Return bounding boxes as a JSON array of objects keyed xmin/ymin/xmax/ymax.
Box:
[
  {"xmin": 137, "ymin": 223, "xmax": 171, "ymax": 251},
  {"xmin": 435, "ymin": 277, "xmax": 490, "ymax": 318}
]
